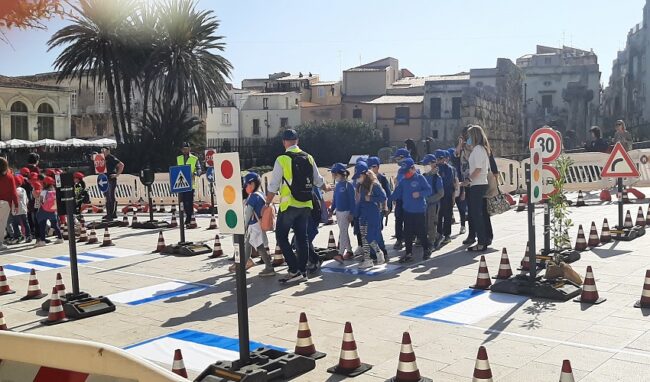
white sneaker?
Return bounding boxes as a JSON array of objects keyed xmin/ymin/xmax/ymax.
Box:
[
  {"xmin": 0, "ymin": 243, "xmax": 7, "ymax": 250},
  {"xmin": 460, "ymin": 226, "xmax": 466, "ymax": 234},
  {"xmin": 34, "ymin": 241, "xmax": 46, "ymax": 247},
  {"xmin": 375, "ymin": 251, "xmax": 385, "ymax": 265},
  {"xmin": 54, "ymin": 239, "xmax": 64, "ymax": 244},
  {"xmin": 358, "ymin": 259, "xmax": 374, "ymax": 269}
]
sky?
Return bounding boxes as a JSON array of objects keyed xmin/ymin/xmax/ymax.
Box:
[{"xmin": 0, "ymin": 0, "xmax": 647, "ymax": 87}]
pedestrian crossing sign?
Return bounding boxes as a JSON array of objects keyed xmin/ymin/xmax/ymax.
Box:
[{"xmin": 169, "ymin": 165, "xmax": 192, "ymax": 193}]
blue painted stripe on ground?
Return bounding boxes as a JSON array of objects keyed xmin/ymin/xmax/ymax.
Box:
[
  {"xmin": 77, "ymin": 252, "xmax": 115, "ymax": 260},
  {"xmin": 28, "ymin": 260, "xmax": 65, "ymax": 269},
  {"xmin": 126, "ymin": 285, "xmax": 208, "ymax": 306},
  {"xmin": 321, "ymin": 267, "xmax": 386, "ymax": 276},
  {"xmin": 400, "ymin": 288, "xmax": 486, "ymax": 319},
  {"xmin": 2, "ymin": 264, "xmax": 32, "ymax": 273},
  {"xmin": 54, "ymin": 256, "xmax": 92, "ymax": 264},
  {"xmin": 124, "ymin": 329, "xmax": 286, "ymax": 352}
]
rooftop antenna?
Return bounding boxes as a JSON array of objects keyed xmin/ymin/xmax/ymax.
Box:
[{"xmin": 338, "ymin": 50, "xmax": 342, "ymax": 80}]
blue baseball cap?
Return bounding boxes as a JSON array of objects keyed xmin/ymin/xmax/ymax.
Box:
[
  {"xmin": 399, "ymin": 158, "xmax": 415, "ymax": 171},
  {"xmin": 244, "ymin": 172, "xmax": 260, "ymax": 184},
  {"xmin": 352, "ymin": 162, "xmax": 369, "ymax": 180},
  {"xmin": 434, "ymin": 149, "xmax": 448, "ymax": 158},
  {"xmin": 392, "ymin": 148, "xmax": 411, "ymax": 159},
  {"xmin": 330, "ymin": 162, "xmax": 347, "ymax": 174},
  {"xmin": 281, "ymin": 129, "xmax": 298, "ymax": 140},
  {"xmin": 421, "ymin": 154, "xmax": 437, "ymax": 165},
  {"xmin": 367, "ymin": 156, "xmax": 381, "ymax": 168},
  {"xmin": 447, "ymin": 148, "xmax": 455, "ymax": 157},
  {"xmin": 355, "ymin": 156, "xmax": 368, "ymax": 164}
]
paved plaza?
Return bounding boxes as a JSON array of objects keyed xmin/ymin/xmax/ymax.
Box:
[{"xmin": 2, "ymin": 190, "xmax": 650, "ymax": 381}]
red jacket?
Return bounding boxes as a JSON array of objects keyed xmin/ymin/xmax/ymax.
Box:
[{"xmin": 0, "ymin": 171, "xmax": 18, "ymax": 208}]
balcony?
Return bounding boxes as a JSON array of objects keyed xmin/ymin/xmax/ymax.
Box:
[{"xmin": 264, "ymin": 83, "xmax": 301, "ymax": 93}]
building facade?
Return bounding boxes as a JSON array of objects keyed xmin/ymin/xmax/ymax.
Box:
[
  {"xmin": 205, "ymin": 87, "xmax": 249, "ymax": 140},
  {"xmin": 240, "ymin": 92, "xmax": 300, "ymax": 139}
]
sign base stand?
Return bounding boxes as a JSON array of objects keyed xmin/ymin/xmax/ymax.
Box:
[
  {"xmin": 161, "ymin": 242, "xmax": 212, "ymax": 256},
  {"xmin": 612, "ymin": 226, "xmax": 645, "ymax": 241},
  {"xmin": 61, "ymin": 292, "xmax": 115, "ymax": 320},
  {"xmin": 87, "ymin": 220, "xmax": 122, "ymax": 230},
  {"xmin": 538, "ymin": 249, "xmax": 581, "ymax": 264},
  {"xmin": 490, "ymin": 275, "xmax": 582, "ymax": 301},
  {"xmin": 131, "ymin": 220, "xmax": 170, "ymax": 230},
  {"xmin": 195, "ymin": 348, "xmax": 316, "ymax": 382}
]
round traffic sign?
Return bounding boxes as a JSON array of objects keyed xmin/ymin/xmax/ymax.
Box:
[
  {"xmin": 641, "ymin": 155, "xmax": 648, "ymax": 165},
  {"xmin": 93, "ymin": 153, "xmax": 106, "ymax": 174},
  {"xmin": 529, "ymin": 127, "xmax": 562, "ymax": 163},
  {"xmin": 205, "ymin": 149, "xmax": 216, "ymax": 167},
  {"xmin": 97, "ymin": 173, "xmax": 109, "ymax": 193},
  {"xmin": 542, "ymin": 164, "xmax": 560, "ymax": 199}
]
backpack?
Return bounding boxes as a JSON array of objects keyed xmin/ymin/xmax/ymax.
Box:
[
  {"xmin": 282, "ymin": 151, "xmax": 314, "ymax": 202},
  {"xmin": 41, "ymin": 190, "xmax": 57, "ymax": 213}
]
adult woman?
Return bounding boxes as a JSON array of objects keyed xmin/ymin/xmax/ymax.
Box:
[
  {"xmin": 614, "ymin": 120, "xmax": 633, "ymax": 151},
  {"xmin": 586, "ymin": 126, "xmax": 608, "ymax": 153},
  {"xmin": 465, "ymin": 125, "xmax": 492, "ymax": 252},
  {"xmin": 404, "ymin": 139, "xmax": 420, "ymax": 163},
  {"xmin": 0, "ymin": 157, "xmax": 18, "ymax": 250}
]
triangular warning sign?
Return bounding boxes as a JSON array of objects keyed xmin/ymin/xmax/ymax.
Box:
[
  {"xmin": 601, "ymin": 142, "xmax": 640, "ymax": 178},
  {"xmin": 174, "ymin": 170, "xmax": 190, "ymax": 189}
]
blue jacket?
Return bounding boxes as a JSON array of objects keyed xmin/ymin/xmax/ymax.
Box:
[
  {"xmin": 392, "ymin": 173, "xmax": 432, "ymax": 214},
  {"xmin": 376, "ymin": 172, "xmax": 392, "ymax": 209},
  {"xmin": 438, "ymin": 163, "xmax": 456, "ymax": 194},
  {"xmin": 332, "ymin": 179, "xmax": 355, "ymax": 213},
  {"xmin": 355, "ymin": 182, "xmax": 387, "ymax": 224},
  {"xmin": 245, "ymin": 192, "xmax": 266, "ymax": 225},
  {"xmin": 424, "ymin": 171, "xmax": 444, "ymax": 205}
]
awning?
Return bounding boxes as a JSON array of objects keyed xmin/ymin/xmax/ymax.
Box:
[
  {"xmin": 35, "ymin": 139, "xmax": 65, "ymax": 147},
  {"xmin": 64, "ymin": 138, "xmax": 93, "ymax": 147},
  {"xmin": 4, "ymin": 139, "xmax": 36, "ymax": 148}
]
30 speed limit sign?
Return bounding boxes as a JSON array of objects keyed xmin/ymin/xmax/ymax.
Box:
[{"xmin": 529, "ymin": 127, "xmax": 562, "ymax": 163}]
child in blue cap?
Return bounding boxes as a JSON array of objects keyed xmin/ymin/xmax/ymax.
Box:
[
  {"xmin": 422, "ymin": 154, "xmax": 444, "ymax": 249},
  {"xmin": 435, "ymin": 149, "xmax": 458, "ymax": 246},
  {"xmin": 392, "ymin": 158, "xmax": 432, "ymax": 262},
  {"xmin": 368, "ymin": 156, "xmax": 391, "ymax": 260},
  {"xmin": 330, "ymin": 163, "xmax": 355, "ymax": 262},
  {"xmin": 391, "ymin": 148, "xmax": 411, "ymax": 250},
  {"xmin": 353, "ymin": 161, "xmax": 387, "ymax": 268}
]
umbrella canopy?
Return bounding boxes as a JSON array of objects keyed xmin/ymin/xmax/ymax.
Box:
[
  {"xmin": 64, "ymin": 138, "xmax": 92, "ymax": 147},
  {"xmin": 4, "ymin": 139, "xmax": 36, "ymax": 148},
  {"xmin": 35, "ymin": 138, "xmax": 65, "ymax": 147},
  {"xmin": 90, "ymin": 138, "xmax": 117, "ymax": 148},
  {"xmin": 0, "ymin": 141, "xmax": 5, "ymax": 149}
]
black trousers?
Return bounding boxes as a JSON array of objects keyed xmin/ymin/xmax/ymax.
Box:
[
  {"xmin": 438, "ymin": 195, "xmax": 453, "ymax": 237},
  {"xmin": 469, "ymin": 185, "xmax": 490, "ymax": 245},
  {"xmin": 404, "ymin": 211, "xmax": 428, "ymax": 254},
  {"xmin": 394, "ymin": 200, "xmax": 404, "ymax": 241}
]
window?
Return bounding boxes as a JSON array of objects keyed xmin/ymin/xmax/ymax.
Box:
[
  {"xmin": 451, "ymin": 97, "xmax": 462, "ymax": 119},
  {"xmin": 544, "ymin": 57, "xmax": 552, "ymax": 65},
  {"xmin": 280, "ymin": 117, "xmax": 289, "ymax": 128},
  {"xmin": 542, "ymin": 94, "xmax": 553, "ymax": 110},
  {"xmin": 543, "ymin": 81, "xmax": 552, "ymax": 87},
  {"xmin": 71, "ymin": 90, "xmax": 78, "ymax": 110},
  {"xmin": 285, "ymin": 97, "xmax": 289, "ymax": 109},
  {"xmin": 352, "ymin": 108, "xmax": 362, "ymax": 119},
  {"xmin": 395, "ymin": 107, "xmax": 410, "ymax": 125},
  {"xmin": 37, "ymin": 103, "xmax": 54, "ymax": 139},
  {"xmin": 97, "ymin": 90, "xmax": 105, "ymax": 107},
  {"xmin": 263, "ymin": 97, "xmax": 269, "ymax": 110},
  {"xmin": 10, "ymin": 101, "xmax": 28, "ymax": 140},
  {"xmin": 430, "ymin": 97, "xmax": 441, "ymax": 119},
  {"xmin": 431, "ymin": 130, "xmax": 439, "ymax": 139},
  {"xmin": 222, "ymin": 112, "xmax": 231, "ymax": 125},
  {"xmin": 252, "ymin": 119, "xmax": 260, "ymax": 135},
  {"xmin": 295, "ymin": 98, "xmax": 299, "ymax": 105},
  {"xmin": 318, "ymin": 87, "xmax": 325, "ymax": 98}
]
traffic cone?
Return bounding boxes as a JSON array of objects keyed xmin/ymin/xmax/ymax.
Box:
[
  {"xmin": 171, "ymin": 349, "xmax": 188, "ymax": 378},
  {"xmin": 294, "ymin": 312, "xmax": 326, "ymax": 359},
  {"xmin": 575, "ymin": 190, "xmax": 586, "ymax": 207},
  {"xmin": 600, "ymin": 189, "xmax": 612, "ymax": 202},
  {"xmin": 100, "ymin": 228, "xmax": 114, "ymax": 247},
  {"xmin": 188, "ymin": 216, "xmax": 198, "ymax": 229},
  {"xmin": 520, "ymin": 242, "xmax": 532, "ymax": 271},
  {"xmin": 637, "ymin": 206, "xmax": 646, "ymax": 227},
  {"xmin": 171, "ymin": 204, "xmax": 177, "ymax": 214},
  {"xmin": 121, "ymin": 213, "xmax": 129, "ymax": 227},
  {"xmin": 327, "ymin": 322, "xmax": 372, "ymax": 377},
  {"xmin": 470, "ymin": 255, "xmax": 491, "ymax": 290},
  {"xmin": 41, "ymin": 286, "xmax": 67, "ymax": 325},
  {"xmin": 159, "ymin": 200, "xmax": 166, "ymax": 213},
  {"xmin": 504, "ymin": 193, "xmax": 515, "ymax": 206},
  {"xmin": 169, "ymin": 211, "xmax": 178, "ymax": 228},
  {"xmin": 387, "ymin": 332, "xmax": 432, "ymax": 382},
  {"xmin": 646, "ymin": 205, "xmax": 650, "ymax": 226},
  {"xmin": 574, "ymin": 225, "xmax": 587, "ymax": 252},
  {"xmin": 77, "ymin": 223, "xmax": 88, "ymax": 243},
  {"xmin": 516, "ymin": 195, "xmax": 526, "ymax": 212},
  {"xmin": 559, "ymin": 360, "xmax": 575, "ymax": 382},
  {"xmin": 55, "ymin": 273, "xmax": 66, "ymax": 300},
  {"xmin": 131, "ymin": 212, "xmax": 138, "ymax": 227},
  {"xmin": 624, "ymin": 210, "xmax": 634, "ymax": 229},
  {"xmin": 635, "ymin": 270, "xmax": 650, "ymax": 308},
  {"xmin": 0, "ymin": 266, "xmax": 15, "ymax": 295},
  {"xmin": 207, "ymin": 214, "xmax": 217, "ymax": 230},
  {"xmin": 587, "ymin": 222, "xmax": 599, "ymax": 248},
  {"xmin": 20, "ymin": 269, "xmax": 47, "ymax": 300},
  {"xmin": 273, "ymin": 245, "xmax": 285, "ymax": 266},
  {"xmin": 600, "ymin": 219, "xmax": 611, "ymax": 244},
  {"xmin": 622, "ymin": 189, "xmax": 630, "ymax": 204},
  {"xmin": 494, "ymin": 248, "xmax": 513, "ymax": 280},
  {"xmin": 328, "ymin": 230, "xmax": 337, "ymax": 250},
  {"xmin": 0, "ymin": 311, "xmax": 8, "ymax": 330},
  {"xmin": 154, "ymin": 231, "xmax": 166, "ymax": 253},
  {"xmin": 209, "ymin": 235, "xmax": 223, "ymax": 258},
  {"xmin": 574, "ymin": 266, "xmax": 606, "ymax": 304},
  {"xmin": 87, "ymin": 227, "xmax": 98, "ymax": 244},
  {"xmin": 472, "ymin": 346, "xmax": 493, "ymax": 382},
  {"xmin": 629, "ymin": 187, "xmax": 646, "ymax": 200}
]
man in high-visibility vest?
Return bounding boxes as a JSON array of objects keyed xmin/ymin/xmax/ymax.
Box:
[
  {"xmin": 177, "ymin": 142, "xmax": 202, "ymax": 228},
  {"xmin": 266, "ymin": 129, "xmax": 327, "ymax": 284}
]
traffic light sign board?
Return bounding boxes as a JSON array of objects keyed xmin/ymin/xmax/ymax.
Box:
[
  {"xmin": 213, "ymin": 152, "xmax": 245, "ymax": 235},
  {"xmin": 530, "ymin": 147, "xmax": 543, "ymax": 203}
]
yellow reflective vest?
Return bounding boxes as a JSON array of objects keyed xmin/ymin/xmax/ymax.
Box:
[
  {"xmin": 277, "ymin": 147, "xmax": 314, "ymax": 212},
  {"xmin": 177, "ymin": 154, "xmax": 198, "ymax": 190}
]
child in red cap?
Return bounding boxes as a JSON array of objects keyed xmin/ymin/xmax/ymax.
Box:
[
  {"xmin": 35, "ymin": 177, "xmax": 63, "ymax": 247},
  {"xmin": 9, "ymin": 174, "xmax": 31, "ymax": 244}
]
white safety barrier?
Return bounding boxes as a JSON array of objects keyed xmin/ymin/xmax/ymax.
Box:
[{"xmin": 0, "ymin": 331, "xmax": 186, "ymax": 382}]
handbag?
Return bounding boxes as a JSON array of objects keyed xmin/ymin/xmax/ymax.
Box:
[
  {"xmin": 485, "ymin": 173, "xmax": 498, "ymax": 198},
  {"xmin": 259, "ymin": 204, "xmax": 276, "ymax": 232},
  {"xmin": 486, "ymin": 187, "xmax": 511, "ymax": 216}
]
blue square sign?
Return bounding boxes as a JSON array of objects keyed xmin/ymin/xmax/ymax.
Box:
[{"xmin": 169, "ymin": 165, "xmax": 192, "ymax": 193}]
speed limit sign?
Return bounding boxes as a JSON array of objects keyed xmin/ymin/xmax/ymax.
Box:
[
  {"xmin": 205, "ymin": 148, "xmax": 216, "ymax": 168},
  {"xmin": 529, "ymin": 127, "xmax": 562, "ymax": 163},
  {"xmin": 541, "ymin": 164, "xmax": 560, "ymax": 199}
]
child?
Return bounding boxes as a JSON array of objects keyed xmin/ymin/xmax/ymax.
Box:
[
  {"xmin": 73, "ymin": 172, "xmax": 90, "ymax": 215},
  {"xmin": 353, "ymin": 162, "xmax": 386, "ymax": 268},
  {"xmin": 421, "ymin": 154, "xmax": 444, "ymax": 249},
  {"xmin": 392, "ymin": 158, "xmax": 432, "ymax": 263},
  {"xmin": 330, "ymin": 163, "xmax": 355, "ymax": 262},
  {"xmin": 35, "ymin": 176, "xmax": 63, "ymax": 247},
  {"xmin": 436, "ymin": 149, "xmax": 457, "ymax": 245},
  {"xmin": 392, "ymin": 148, "xmax": 411, "ymax": 250},
  {"xmin": 29, "ymin": 172, "xmax": 42, "ymax": 241},
  {"xmin": 10, "ymin": 174, "xmax": 31, "ymax": 243},
  {"xmin": 448, "ymin": 147, "xmax": 467, "ymax": 235},
  {"xmin": 367, "ymin": 156, "xmax": 390, "ymax": 259}
]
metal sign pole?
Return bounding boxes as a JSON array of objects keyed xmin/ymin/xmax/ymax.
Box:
[
  {"xmin": 235, "ymin": 233, "xmax": 251, "ymax": 364},
  {"xmin": 544, "ymin": 201, "xmax": 550, "ymax": 255},
  {"xmin": 148, "ymin": 185, "xmax": 154, "ymax": 222},
  {"xmin": 526, "ymin": 167, "xmax": 536, "ymax": 284},
  {"xmin": 62, "ymin": 181, "xmax": 81, "ymax": 295},
  {"xmin": 210, "ymin": 181, "xmax": 215, "ymax": 215},
  {"xmin": 178, "ymin": 194, "xmax": 186, "ymax": 244},
  {"xmin": 618, "ymin": 177, "xmax": 624, "ymax": 230}
]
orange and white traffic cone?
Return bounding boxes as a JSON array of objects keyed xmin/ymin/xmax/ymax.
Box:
[
  {"xmin": 294, "ymin": 312, "xmax": 326, "ymax": 359},
  {"xmin": 574, "ymin": 225, "xmax": 587, "ymax": 252},
  {"xmin": 327, "ymin": 322, "xmax": 372, "ymax": 377},
  {"xmin": 624, "ymin": 210, "xmax": 634, "ymax": 229},
  {"xmin": 388, "ymin": 332, "xmax": 431, "ymax": 382},
  {"xmin": 504, "ymin": 193, "xmax": 515, "ymax": 206},
  {"xmin": 55, "ymin": 272, "xmax": 66, "ymax": 300},
  {"xmin": 169, "ymin": 211, "xmax": 178, "ymax": 228},
  {"xmin": 328, "ymin": 230, "xmax": 337, "ymax": 250},
  {"xmin": 0, "ymin": 311, "xmax": 8, "ymax": 330},
  {"xmin": 470, "ymin": 255, "xmax": 491, "ymax": 290},
  {"xmin": 171, "ymin": 204, "xmax": 177, "ymax": 214},
  {"xmin": 575, "ymin": 190, "xmax": 586, "ymax": 207},
  {"xmin": 171, "ymin": 349, "xmax": 188, "ymax": 378},
  {"xmin": 0, "ymin": 266, "xmax": 15, "ymax": 295},
  {"xmin": 121, "ymin": 213, "xmax": 129, "ymax": 227},
  {"xmin": 494, "ymin": 248, "xmax": 512, "ymax": 280},
  {"xmin": 637, "ymin": 206, "xmax": 646, "ymax": 227},
  {"xmin": 154, "ymin": 231, "xmax": 166, "ymax": 253},
  {"xmin": 159, "ymin": 200, "xmax": 166, "ymax": 213},
  {"xmin": 209, "ymin": 235, "xmax": 223, "ymax": 258},
  {"xmin": 559, "ymin": 359, "xmax": 575, "ymax": 382},
  {"xmin": 587, "ymin": 222, "xmax": 600, "ymax": 248},
  {"xmin": 100, "ymin": 228, "xmax": 114, "ymax": 247},
  {"xmin": 600, "ymin": 218, "xmax": 611, "ymax": 244},
  {"xmin": 41, "ymin": 286, "xmax": 67, "ymax": 325},
  {"xmin": 207, "ymin": 214, "xmax": 218, "ymax": 230},
  {"xmin": 646, "ymin": 205, "xmax": 650, "ymax": 226},
  {"xmin": 520, "ymin": 242, "xmax": 532, "ymax": 271},
  {"xmin": 77, "ymin": 223, "xmax": 88, "ymax": 243},
  {"xmin": 131, "ymin": 212, "xmax": 138, "ymax": 227},
  {"xmin": 516, "ymin": 195, "xmax": 526, "ymax": 212},
  {"xmin": 634, "ymin": 270, "xmax": 650, "ymax": 309},
  {"xmin": 574, "ymin": 266, "xmax": 606, "ymax": 304},
  {"xmin": 188, "ymin": 216, "xmax": 198, "ymax": 229},
  {"xmin": 472, "ymin": 346, "xmax": 493, "ymax": 382},
  {"xmin": 622, "ymin": 189, "xmax": 631, "ymax": 204},
  {"xmin": 272, "ymin": 245, "xmax": 285, "ymax": 266},
  {"xmin": 600, "ymin": 189, "xmax": 612, "ymax": 202},
  {"xmin": 20, "ymin": 269, "xmax": 47, "ymax": 300},
  {"xmin": 628, "ymin": 187, "xmax": 646, "ymax": 200},
  {"xmin": 87, "ymin": 227, "xmax": 98, "ymax": 244}
]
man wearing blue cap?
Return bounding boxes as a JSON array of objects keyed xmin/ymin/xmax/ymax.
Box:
[
  {"xmin": 266, "ymin": 129, "xmax": 326, "ymax": 284},
  {"xmin": 422, "ymin": 154, "xmax": 444, "ymax": 249},
  {"xmin": 436, "ymin": 149, "xmax": 457, "ymax": 246},
  {"xmin": 391, "ymin": 148, "xmax": 411, "ymax": 250}
]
